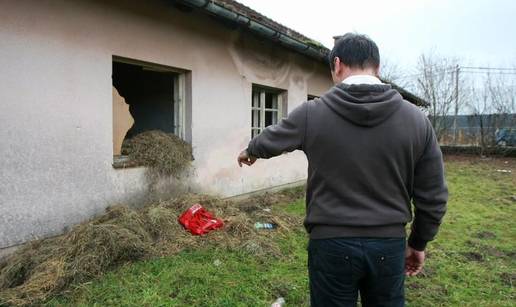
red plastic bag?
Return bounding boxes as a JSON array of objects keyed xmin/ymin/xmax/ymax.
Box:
[{"xmin": 178, "ymin": 204, "xmax": 224, "ymax": 235}]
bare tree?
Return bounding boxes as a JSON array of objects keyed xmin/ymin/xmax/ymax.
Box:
[
  {"xmin": 467, "ymin": 71, "xmax": 516, "ymax": 154},
  {"xmin": 488, "ymin": 72, "xmax": 516, "ymax": 148},
  {"xmin": 468, "ymin": 83, "xmax": 490, "ymax": 154},
  {"xmin": 415, "ymin": 53, "xmax": 466, "ymax": 143},
  {"xmin": 380, "ymin": 59, "xmax": 407, "ymax": 87},
  {"xmin": 487, "ymin": 72, "xmax": 516, "ymax": 128}
]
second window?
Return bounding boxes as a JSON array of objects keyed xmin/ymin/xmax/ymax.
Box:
[{"xmin": 251, "ymin": 86, "xmax": 286, "ymax": 138}]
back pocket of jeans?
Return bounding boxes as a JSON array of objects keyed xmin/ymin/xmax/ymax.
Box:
[
  {"xmin": 311, "ymin": 249, "xmax": 353, "ymax": 281},
  {"xmin": 378, "ymin": 253, "xmax": 404, "ymax": 277}
]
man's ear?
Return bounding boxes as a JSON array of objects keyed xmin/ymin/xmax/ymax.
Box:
[{"xmin": 333, "ymin": 57, "xmax": 341, "ymax": 72}]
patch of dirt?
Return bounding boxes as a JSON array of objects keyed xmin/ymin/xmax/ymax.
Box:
[
  {"xmin": 461, "ymin": 251, "xmax": 485, "ymax": 262},
  {"xmin": 420, "ymin": 266, "xmax": 436, "ymax": 278},
  {"xmin": 475, "ymin": 231, "xmax": 497, "ymax": 239},
  {"xmin": 425, "ymin": 250, "xmax": 432, "ymax": 259},
  {"xmin": 239, "ymin": 202, "xmax": 264, "ymax": 214},
  {"xmin": 500, "ymin": 272, "xmax": 515, "ymax": 287},
  {"xmin": 505, "ymin": 251, "xmax": 516, "ymax": 259},
  {"xmin": 484, "ymin": 246, "xmax": 505, "ymax": 258},
  {"xmin": 465, "ymin": 240, "xmax": 511, "ymax": 258},
  {"xmin": 465, "ymin": 240, "xmax": 477, "ymax": 248},
  {"xmin": 444, "ymin": 154, "xmax": 516, "ymax": 170},
  {"xmin": 407, "ymin": 282, "xmax": 425, "ymax": 290},
  {"xmin": 437, "ymin": 285, "xmax": 449, "ymax": 296},
  {"xmin": 270, "ymin": 283, "xmax": 290, "ymax": 298},
  {"xmin": 450, "ymin": 273, "xmax": 460, "ymax": 281},
  {"xmin": 498, "ymin": 196, "xmax": 516, "ymax": 206}
]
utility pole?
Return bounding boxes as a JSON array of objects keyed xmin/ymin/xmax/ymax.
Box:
[{"xmin": 453, "ymin": 64, "xmax": 460, "ymax": 144}]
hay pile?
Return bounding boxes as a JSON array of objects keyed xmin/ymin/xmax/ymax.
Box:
[
  {"xmin": 0, "ymin": 187, "xmax": 305, "ymax": 306},
  {"xmin": 121, "ymin": 130, "xmax": 193, "ymax": 177}
]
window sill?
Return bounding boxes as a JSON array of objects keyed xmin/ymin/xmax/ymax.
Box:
[{"xmin": 112, "ymin": 155, "xmax": 143, "ymax": 169}]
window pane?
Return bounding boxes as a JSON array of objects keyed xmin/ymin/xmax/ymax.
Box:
[
  {"xmin": 265, "ymin": 92, "xmax": 278, "ymax": 109},
  {"xmin": 272, "ymin": 111, "xmax": 278, "ymax": 125},
  {"xmin": 265, "ymin": 111, "xmax": 272, "ymax": 127},
  {"xmin": 252, "ymin": 91, "xmax": 261, "ymax": 108},
  {"xmin": 252, "ymin": 109, "xmax": 261, "ymax": 128},
  {"xmin": 265, "ymin": 110, "xmax": 278, "ymax": 127}
]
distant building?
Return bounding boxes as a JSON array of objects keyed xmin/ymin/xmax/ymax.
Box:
[{"xmin": 431, "ymin": 114, "xmax": 516, "ymax": 145}]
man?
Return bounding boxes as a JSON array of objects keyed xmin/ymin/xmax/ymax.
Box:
[{"xmin": 237, "ymin": 33, "xmax": 448, "ymax": 306}]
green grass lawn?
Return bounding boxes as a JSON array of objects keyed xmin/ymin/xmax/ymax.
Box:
[{"xmin": 48, "ymin": 157, "xmax": 515, "ymax": 307}]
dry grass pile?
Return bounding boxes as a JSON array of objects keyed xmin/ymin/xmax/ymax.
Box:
[
  {"xmin": 0, "ymin": 187, "xmax": 305, "ymax": 306},
  {"xmin": 121, "ymin": 130, "xmax": 193, "ymax": 177}
]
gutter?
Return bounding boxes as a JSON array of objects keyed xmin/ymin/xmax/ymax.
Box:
[
  {"xmin": 387, "ymin": 81, "xmax": 429, "ymax": 107},
  {"xmin": 173, "ymin": 0, "xmax": 329, "ymax": 63}
]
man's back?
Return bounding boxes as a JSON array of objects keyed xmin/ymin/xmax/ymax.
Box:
[{"xmin": 302, "ymin": 83, "xmax": 447, "ymax": 245}]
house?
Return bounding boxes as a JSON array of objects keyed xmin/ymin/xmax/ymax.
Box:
[{"xmin": 0, "ymin": 0, "xmax": 425, "ymax": 251}]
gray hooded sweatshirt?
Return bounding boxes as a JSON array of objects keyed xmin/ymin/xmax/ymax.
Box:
[{"xmin": 247, "ymin": 83, "xmax": 448, "ymax": 251}]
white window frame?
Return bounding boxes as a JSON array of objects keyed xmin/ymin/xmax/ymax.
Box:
[
  {"xmin": 251, "ymin": 87, "xmax": 284, "ymax": 138},
  {"xmin": 173, "ymin": 74, "xmax": 186, "ymax": 140}
]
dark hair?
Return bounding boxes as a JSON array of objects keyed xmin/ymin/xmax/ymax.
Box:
[{"xmin": 329, "ymin": 33, "xmax": 380, "ymax": 71}]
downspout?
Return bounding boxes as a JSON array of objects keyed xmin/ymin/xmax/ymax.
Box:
[{"xmin": 174, "ymin": 0, "xmax": 328, "ymax": 62}]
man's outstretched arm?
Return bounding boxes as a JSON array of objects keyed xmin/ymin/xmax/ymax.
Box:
[{"xmin": 238, "ymin": 102, "xmax": 308, "ymax": 167}]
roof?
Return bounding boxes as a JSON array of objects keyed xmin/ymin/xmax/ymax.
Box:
[
  {"xmin": 388, "ymin": 81, "xmax": 429, "ymax": 107},
  {"xmin": 175, "ymin": 0, "xmax": 329, "ymax": 61},
  {"xmin": 174, "ymin": 0, "xmax": 428, "ymax": 106},
  {"xmin": 212, "ymin": 0, "xmax": 328, "ymax": 50}
]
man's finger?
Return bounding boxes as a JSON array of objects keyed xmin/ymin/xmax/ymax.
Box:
[
  {"xmin": 241, "ymin": 159, "xmax": 252, "ymax": 166},
  {"xmin": 406, "ymin": 266, "xmax": 422, "ymax": 276}
]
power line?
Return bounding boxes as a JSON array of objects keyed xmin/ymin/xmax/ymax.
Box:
[
  {"xmin": 461, "ymin": 66, "xmax": 516, "ymax": 71},
  {"xmin": 394, "ymin": 65, "xmax": 516, "ymax": 80},
  {"xmin": 458, "ymin": 71, "xmax": 516, "ymax": 75},
  {"xmin": 394, "ymin": 67, "xmax": 457, "ymax": 79}
]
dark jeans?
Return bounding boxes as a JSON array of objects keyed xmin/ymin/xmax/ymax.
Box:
[{"xmin": 308, "ymin": 237, "xmax": 406, "ymax": 307}]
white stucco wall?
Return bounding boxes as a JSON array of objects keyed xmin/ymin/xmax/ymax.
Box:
[{"xmin": 0, "ymin": 0, "xmax": 333, "ymax": 249}]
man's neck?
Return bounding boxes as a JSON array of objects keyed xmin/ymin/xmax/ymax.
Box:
[
  {"xmin": 342, "ymin": 74, "xmax": 383, "ymax": 85},
  {"xmin": 345, "ymin": 70, "xmax": 378, "ymax": 78}
]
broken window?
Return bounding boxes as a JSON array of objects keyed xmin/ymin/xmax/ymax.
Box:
[
  {"xmin": 112, "ymin": 58, "xmax": 187, "ymax": 164},
  {"xmin": 251, "ymin": 86, "xmax": 286, "ymax": 138}
]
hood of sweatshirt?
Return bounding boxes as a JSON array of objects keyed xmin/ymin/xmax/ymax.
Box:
[{"xmin": 321, "ymin": 83, "xmax": 404, "ymax": 127}]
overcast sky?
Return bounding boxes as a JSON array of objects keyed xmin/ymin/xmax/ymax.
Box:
[{"xmin": 237, "ymin": 0, "xmax": 516, "ymax": 74}]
